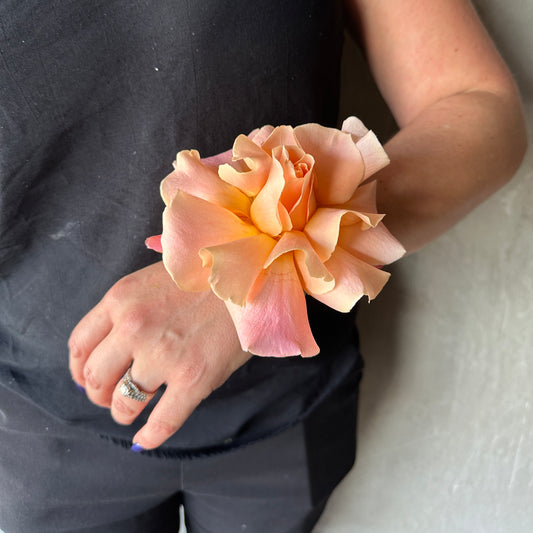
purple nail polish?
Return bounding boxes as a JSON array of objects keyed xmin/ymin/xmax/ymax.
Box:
[
  {"xmin": 76, "ymin": 384, "xmax": 86, "ymax": 393},
  {"xmin": 131, "ymin": 443, "xmax": 144, "ymax": 453}
]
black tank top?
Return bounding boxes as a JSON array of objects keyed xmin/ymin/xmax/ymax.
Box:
[{"xmin": 0, "ymin": 0, "xmax": 362, "ymax": 456}]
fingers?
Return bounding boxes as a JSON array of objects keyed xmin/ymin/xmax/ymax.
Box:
[
  {"xmin": 67, "ymin": 262, "xmax": 253, "ymax": 450},
  {"xmin": 79, "ymin": 333, "xmax": 133, "ymax": 407},
  {"xmin": 69, "ymin": 307, "xmax": 112, "ymax": 386}
]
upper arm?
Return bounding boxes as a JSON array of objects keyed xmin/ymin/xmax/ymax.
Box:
[{"xmin": 344, "ymin": 0, "xmax": 521, "ymax": 126}]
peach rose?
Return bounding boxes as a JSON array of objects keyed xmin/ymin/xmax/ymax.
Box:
[{"xmin": 146, "ymin": 117, "xmax": 405, "ymax": 357}]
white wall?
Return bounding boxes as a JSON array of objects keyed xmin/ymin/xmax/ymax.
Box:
[{"xmin": 316, "ymin": 2, "xmax": 533, "ymax": 532}]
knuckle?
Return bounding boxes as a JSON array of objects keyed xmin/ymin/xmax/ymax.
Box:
[
  {"xmin": 116, "ymin": 306, "xmax": 150, "ymax": 337},
  {"xmin": 175, "ymin": 354, "xmax": 208, "ymax": 389},
  {"xmin": 104, "ymin": 276, "xmax": 136, "ymax": 304},
  {"xmin": 68, "ymin": 334, "xmax": 86, "ymax": 359},
  {"xmin": 83, "ymin": 366, "xmax": 101, "ymax": 390},
  {"xmin": 112, "ymin": 397, "xmax": 137, "ymax": 419}
]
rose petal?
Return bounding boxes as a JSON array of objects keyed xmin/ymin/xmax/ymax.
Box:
[
  {"xmin": 260, "ymin": 125, "xmax": 301, "ymax": 154},
  {"xmin": 162, "ymin": 150, "xmax": 250, "ymax": 216},
  {"xmin": 202, "ymin": 148, "xmax": 234, "ymax": 169},
  {"xmin": 265, "ymin": 231, "xmax": 334, "ymax": 295},
  {"xmin": 342, "ymin": 117, "xmax": 390, "ymax": 180},
  {"xmin": 304, "ymin": 207, "xmax": 350, "ymax": 261},
  {"xmin": 225, "ymin": 253, "xmax": 320, "ymax": 357},
  {"xmin": 250, "ymin": 157, "xmax": 291, "ymax": 236},
  {"xmin": 345, "ymin": 180, "xmax": 378, "ymax": 212},
  {"xmin": 218, "ymin": 135, "xmax": 271, "ymax": 196},
  {"xmin": 356, "ymin": 130, "xmax": 390, "ymax": 181},
  {"xmin": 342, "ymin": 181, "xmax": 385, "ymax": 229},
  {"xmin": 313, "ymin": 247, "xmax": 391, "ymax": 311},
  {"xmin": 304, "ymin": 205, "xmax": 381, "ymax": 262},
  {"xmin": 339, "ymin": 222, "xmax": 406, "ymax": 266},
  {"xmin": 161, "ymin": 191, "xmax": 259, "ymax": 291},
  {"xmin": 293, "ymin": 123, "xmax": 366, "ymax": 205},
  {"xmin": 341, "ymin": 116, "xmax": 369, "ymax": 139},
  {"xmin": 145, "ymin": 234, "xmax": 163, "ymax": 253},
  {"xmin": 199, "ymin": 234, "xmax": 277, "ymax": 306},
  {"xmin": 250, "ymin": 125, "xmax": 275, "ymax": 145}
]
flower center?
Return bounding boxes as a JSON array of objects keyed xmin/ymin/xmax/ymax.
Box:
[{"xmin": 293, "ymin": 161, "xmax": 310, "ymax": 179}]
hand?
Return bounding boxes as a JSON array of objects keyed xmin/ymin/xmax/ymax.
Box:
[{"xmin": 69, "ymin": 262, "xmax": 252, "ymax": 449}]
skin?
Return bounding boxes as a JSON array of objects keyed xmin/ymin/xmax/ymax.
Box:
[{"xmin": 69, "ymin": 0, "xmax": 527, "ymax": 450}]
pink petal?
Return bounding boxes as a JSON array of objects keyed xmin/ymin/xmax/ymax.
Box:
[
  {"xmin": 225, "ymin": 253, "xmax": 319, "ymax": 357},
  {"xmin": 250, "ymin": 157, "xmax": 290, "ymax": 236},
  {"xmin": 162, "ymin": 150, "xmax": 250, "ymax": 216},
  {"xmin": 339, "ymin": 222, "xmax": 406, "ymax": 266},
  {"xmin": 249, "ymin": 125, "xmax": 275, "ymax": 145},
  {"xmin": 265, "ymin": 231, "xmax": 334, "ymax": 295},
  {"xmin": 201, "ymin": 148, "xmax": 234, "ymax": 169},
  {"xmin": 145, "ymin": 235, "xmax": 163, "ymax": 253},
  {"xmin": 218, "ymin": 135, "xmax": 271, "ymax": 196},
  {"xmin": 293, "ymin": 123, "xmax": 365, "ymax": 205},
  {"xmin": 198, "ymin": 234, "xmax": 277, "ymax": 306},
  {"xmin": 313, "ymin": 247, "xmax": 391, "ymax": 312},
  {"xmin": 161, "ymin": 191, "xmax": 259, "ymax": 291}
]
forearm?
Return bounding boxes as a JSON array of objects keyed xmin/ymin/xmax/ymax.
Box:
[{"xmin": 374, "ymin": 89, "xmax": 527, "ymax": 253}]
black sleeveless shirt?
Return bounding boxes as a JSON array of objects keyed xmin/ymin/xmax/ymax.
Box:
[{"xmin": 0, "ymin": 0, "xmax": 362, "ymax": 456}]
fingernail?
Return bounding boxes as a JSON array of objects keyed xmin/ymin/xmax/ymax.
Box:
[
  {"xmin": 131, "ymin": 443, "xmax": 144, "ymax": 453},
  {"xmin": 76, "ymin": 384, "xmax": 86, "ymax": 393}
]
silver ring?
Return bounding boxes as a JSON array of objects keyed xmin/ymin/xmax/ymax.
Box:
[{"xmin": 120, "ymin": 367, "xmax": 149, "ymax": 402}]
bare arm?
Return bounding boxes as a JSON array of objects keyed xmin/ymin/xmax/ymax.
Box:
[{"xmin": 345, "ymin": 0, "xmax": 527, "ymax": 252}]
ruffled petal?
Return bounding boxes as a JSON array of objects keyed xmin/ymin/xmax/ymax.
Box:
[
  {"xmin": 304, "ymin": 205, "xmax": 381, "ymax": 262},
  {"xmin": 304, "ymin": 207, "xmax": 351, "ymax": 261},
  {"xmin": 250, "ymin": 157, "xmax": 290, "ymax": 236},
  {"xmin": 341, "ymin": 116, "xmax": 369, "ymax": 139},
  {"xmin": 260, "ymin": 125, "xmax": 301, "ymax": 154},
  {"xmin": 341, "ymin": 181, "xmax": 384, "ymax": 229},
  {"xmin": 199, "ymin": 234, "xmax": 277, "ymax": 306},
  {"xmin": 162, "ymin": 150, "xmax": 251, "ymax": 216},
  {"xmin": 265, "ymin": 231, "xmax": 334, "ymax": 295},
  {"xmin": 342, "ymin": 117, "xmax": 390, "ymax": 180},
  {"xmin": 161, "ymin": 191, "xmax": 259, "ymax": 291},
  {"xmin": 218, "ymin": 135, "xmax": 271, "ymax": 196},
  {"xmin": 249, "ymin": 125, "xmax": 275, "ymax": 145},
  {"xmin": 356, "ymin": 130, "xmax": 390, "ymax": 181},
  {"xmin": 339, "ymin": 223, "xmax": 406, "ymax": 266},
  {"xmin": 313, "ymin": 247, "xmax": 391, "ymax": 312},
  {"xmin": 225, "ymin": 253, "xmax": 319, "ymax": 357},
  {"xmin": 201, "ymin": 148, "xmax": 234, "ymax": 169},
  {"xmin": 293, "ymin": 123, "xmax": 365, "ymax": 205}
]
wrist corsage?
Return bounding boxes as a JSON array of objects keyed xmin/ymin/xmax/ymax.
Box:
[{"xmin": 146, "ymin": 117, "xmax": 405, "ymax": 357}]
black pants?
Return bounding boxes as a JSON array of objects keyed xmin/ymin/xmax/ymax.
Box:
[{"xmin": 0, "ymin": 373, "xmax": 360, "ymax": 533}]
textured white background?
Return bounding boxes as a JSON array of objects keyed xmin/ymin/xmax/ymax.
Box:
[{"xmin": 316, "ymin": 1, "xmax": 533, "ymax": 532}]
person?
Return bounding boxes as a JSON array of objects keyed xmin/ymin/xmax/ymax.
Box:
[{"xmin": 0, "ymin": 0, "xmax": 526, "ymax": 532}]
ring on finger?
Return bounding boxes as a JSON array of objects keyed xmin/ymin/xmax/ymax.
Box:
[{"xmin": 120, "ymin": 367, "xmax": 150, "ymax": 402}]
